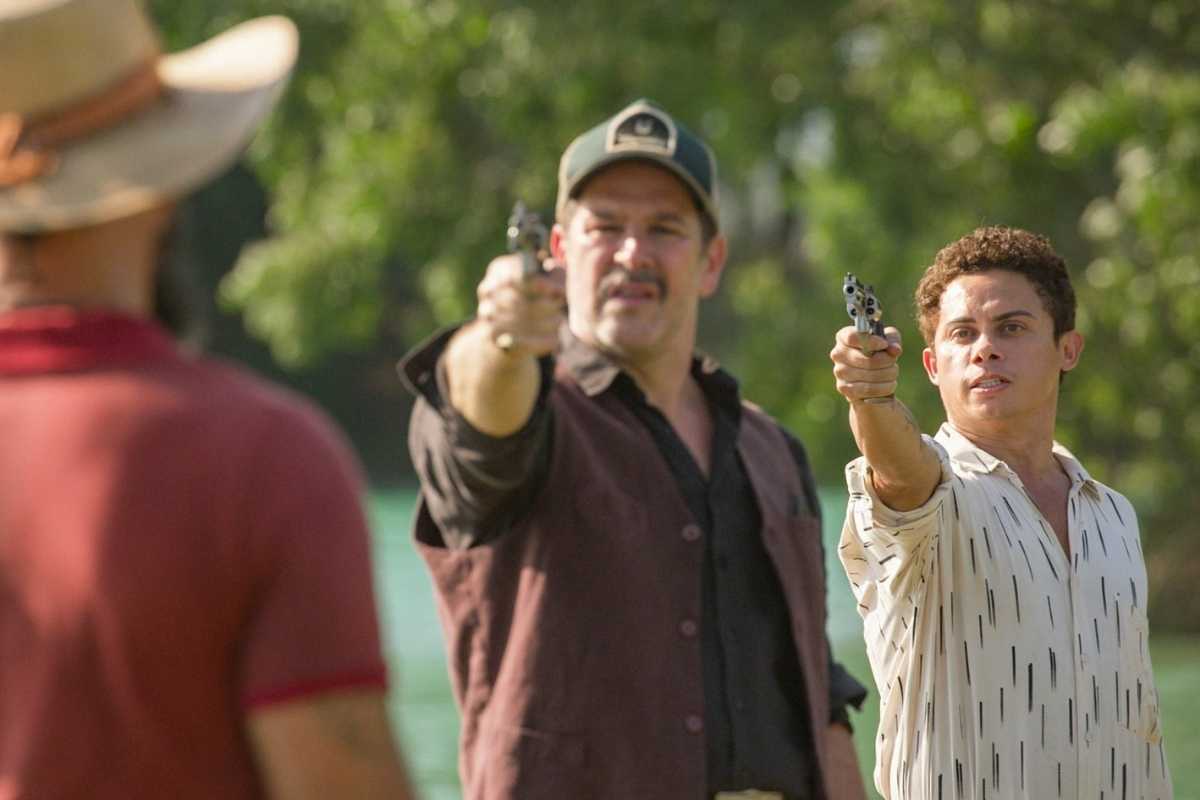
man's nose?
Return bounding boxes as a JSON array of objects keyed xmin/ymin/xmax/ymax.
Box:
[
  {"xmin": 971, "ymin": 333, "xmax": 1000, "ymax": 362},
  {"xmin": 614, "ymin": 232, "xmax": 653, "ymax": 269}
]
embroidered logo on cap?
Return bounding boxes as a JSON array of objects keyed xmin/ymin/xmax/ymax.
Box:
[{"xmin": 606, "ymin": 103, "xmax": 677, "ymax": 155}]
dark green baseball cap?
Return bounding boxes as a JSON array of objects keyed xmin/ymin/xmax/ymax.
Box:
[{"xmin": 556, "ymin": 98, "xmax": 719, "ymax": 231}]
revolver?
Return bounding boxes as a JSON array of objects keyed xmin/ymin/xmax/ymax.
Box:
[
  {"xmin": 844, "ymin": 272, "xmax": 884, "ymax": 334},
  {"xmin": 493, "ymin": 201, "xmax": 550, "ymax": 351},
  {"xmin": 506, "ymin": 200, "xmax": 549, "ymax": 278},
  {"xmin": 843, "ymin": 273, "xmax": 885, "ymax": 353}
]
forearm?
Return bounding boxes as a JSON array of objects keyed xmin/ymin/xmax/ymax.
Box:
[
  {"xmin": 444, "ymin": 320, "xmax": 542, "ymax": 437},
  {"xmin": 248, "ymin": 690, "xmax": 416, "ymax": 800},
  {"xmin": 849, "ymin": 396, "xmax": 940, "ymax": 511}
]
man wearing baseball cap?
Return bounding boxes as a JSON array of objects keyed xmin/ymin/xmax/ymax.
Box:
[
  {"xmin": 401, "ymin": 98, "xmax": 869, "ymax": 799},
  {"xmin": 0, "ymin": 2, "xmax": 413, "ymax": 797}
]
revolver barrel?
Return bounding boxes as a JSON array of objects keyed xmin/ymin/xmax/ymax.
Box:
[{"xmin": 843, "ymin": 273, "xmax": 884, "ymax": 336}]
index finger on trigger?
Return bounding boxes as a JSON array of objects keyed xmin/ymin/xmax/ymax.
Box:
[
  {"xmin": 481, "ymin": 253, "xmax": 527, "ymax": 285},
  {"xmin": 835, "ymin": 325, "xmax": 863, "ymax": 348},
  {"xmin": 853, "ymin": 329, "xmax": 895, "ymax": 358}
]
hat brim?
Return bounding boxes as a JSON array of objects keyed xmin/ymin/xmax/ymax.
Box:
[{"xmin": 0, "ymin": 15, "xmax": 298, "ymax": 233}]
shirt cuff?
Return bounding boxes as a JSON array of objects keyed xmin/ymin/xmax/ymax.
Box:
[
  {"xmin": 242, "ymin": 664, "xmax": 389, "ymax": 711},
  {"xmin": 845, "ymin": 434, "xmax": 952, "ymax": 530},
  {"xmin": 397, "ymin": 323, "xmax": 460, "ymax": 406},
  {"xmin": 828, "ymin": 658, "xmax": 868, "ymax": 730},
  {"xmin": 397, "ymin": 320, "xmax": 554, "ymax": 444}
]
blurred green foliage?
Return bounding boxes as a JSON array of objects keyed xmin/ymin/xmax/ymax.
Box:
[{"xmin": 152, "ymin": 0, "xmax": 1200, "ymax": 630}]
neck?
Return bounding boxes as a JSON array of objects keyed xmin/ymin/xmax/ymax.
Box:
[
  {"xmin": 951, "ymin": 412, "xmax": 1062, "ymax": 483},
  {"xmin": 0, "ymin": 206, "xmax": 172, "ymax": 317},
  {"xmin": 621, "ymin": 346, "xmax": 714, "ymax": 476},
  {"xmin": 630, "ymin": 361, "xmax": 687, "ymax": 414}
]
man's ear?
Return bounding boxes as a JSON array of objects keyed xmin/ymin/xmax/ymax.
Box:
[
  {"xmin": 922, "ymin": 346, "xmax": 939, "ymax": 386},
  {"xmin": 1059, "ymin": 329, "xmax": 1084, "ymax": 373},
  {"xmin": 550, "ymin": 223, "xmax": 566, "ymax": 261},
  {"xmin": 698, "ymin": 234, "xmax": 728, "ymax": 298}
]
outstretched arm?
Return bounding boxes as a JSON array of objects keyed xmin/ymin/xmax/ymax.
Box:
[
  {"xmin": 830, "ymin": 326, "xmax": 941, "ymax": 511},
  {"xmin": 443, "ymin": 253, "xmax": 564, "ymax": 437}
]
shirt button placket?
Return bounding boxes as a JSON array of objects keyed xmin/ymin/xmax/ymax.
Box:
[
  {"xmin": 1066, "ymin": 487, "xmax": 1093, "ymax": 796},
  {"xmin": 679, "ymin": 525, "xmax": 704, "ymax": 739}
]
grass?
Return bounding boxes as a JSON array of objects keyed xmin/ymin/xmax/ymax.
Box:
[
  {"xmin": 1148, "ymin": 636, "xmax": 1200, "ymax": 799},
  {"xmin": 372, "ymin": 489, "xmax": 1199, "ymax": 798}
]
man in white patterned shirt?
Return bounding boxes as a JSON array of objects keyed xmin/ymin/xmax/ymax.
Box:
[{"xmin": 830, "ymin": 226, "xmax": 1172, "ymax": 800}]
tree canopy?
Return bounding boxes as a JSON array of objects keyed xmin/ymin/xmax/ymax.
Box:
[{"xmin": 152, "ymin": 0, "xmax": 1200, "ymax": 629}]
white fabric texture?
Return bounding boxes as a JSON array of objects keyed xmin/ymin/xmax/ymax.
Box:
[{"xmin": 840, "ymin": 423, "xmax": 1172, "ymax": 800}]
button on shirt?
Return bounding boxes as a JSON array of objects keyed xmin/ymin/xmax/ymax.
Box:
[
  {"xmin": 840, "ymin": 423, "xmax": 1172, "ymax": 800},
  {"xmin": 620, "ymin": 354, "xmax": 825, "ymax": 796},
  {"xmin": 408, "ymin": 327, "xmax": 866, "ymax": 798}
]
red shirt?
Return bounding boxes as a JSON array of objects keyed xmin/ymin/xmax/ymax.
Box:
[{"xmin": 0, "ymin": 308, "xmax": 386, "ymax": 799}]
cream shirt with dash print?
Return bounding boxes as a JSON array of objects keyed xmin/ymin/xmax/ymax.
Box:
[{"xmin": 840, "ymin": 423, "xmax": 1172, "ymax": 800}]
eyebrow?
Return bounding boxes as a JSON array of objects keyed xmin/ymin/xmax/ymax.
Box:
[
  {"xmin": 586, "ymin": 208, "xmax": 689, "ymax": 226},
  {"xmin": 944, "ymin": 309, "xmax": 1037, "ymax": 326}
]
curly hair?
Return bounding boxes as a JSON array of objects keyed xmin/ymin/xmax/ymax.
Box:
[{"xmin": 914, "ymin": 226, "xmax": 1076, "ymax": 345}]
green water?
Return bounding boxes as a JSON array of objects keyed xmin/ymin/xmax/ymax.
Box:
[{"xmin": 369, "ymin": 489, "xmax": 1198, "ymax": 799}]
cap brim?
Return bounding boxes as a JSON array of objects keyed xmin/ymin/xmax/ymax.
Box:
[{"xmin": 0, "ymin": 15, "xmax": 298, "ymax": 233}]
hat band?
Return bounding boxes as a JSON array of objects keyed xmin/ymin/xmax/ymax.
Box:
[{"xmin": 0, "ymin": 57, "xmax": 163, "ymax": 189}]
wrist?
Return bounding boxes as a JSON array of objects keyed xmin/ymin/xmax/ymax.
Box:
[{"xmin": 849, "ymin": 394, "xmax": 895, "ymax": 406}]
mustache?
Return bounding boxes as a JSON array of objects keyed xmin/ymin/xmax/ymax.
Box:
[{"xmin": 598, "ymin": 269, "xmax": 666, "ymax": 302}]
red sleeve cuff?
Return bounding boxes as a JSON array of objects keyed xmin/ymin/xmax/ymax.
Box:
[{"xmin": 241, "ymin": 665, "xmax": 389, "ymax": 710}]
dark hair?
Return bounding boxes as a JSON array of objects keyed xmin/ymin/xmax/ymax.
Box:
[
  {"xmin": 152, "ymin": 210, "xmax": 208, "ymax": 348},
  {"xmin": 915, "ymin": 226, "xmax": 1075, "ymax": 345}
]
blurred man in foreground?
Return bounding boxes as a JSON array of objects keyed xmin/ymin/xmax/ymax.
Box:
[
  {"xmin": 0, "ymin": 2, "xmax": 413, "ymax": 797},
  {"xmin": 402, "ymin": 98, "xmax": 868, "ymax": 799},
  {"xmin": 831, "ymin": 226, "xmax": 1172, "ymax": 799}
]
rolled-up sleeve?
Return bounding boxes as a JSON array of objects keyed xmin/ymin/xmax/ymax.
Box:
[
  {"xmin": 399, "ymin": 325, "xmax": 554, "ymax": 548},
  {"xmin": 840, "ymin": 435, "xmax": 954, "ymax": 605}
]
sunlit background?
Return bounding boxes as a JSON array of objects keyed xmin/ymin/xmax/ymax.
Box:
[{"xmin": 151, "ymin": 2, "xmax": 1199, "ymax": 795}]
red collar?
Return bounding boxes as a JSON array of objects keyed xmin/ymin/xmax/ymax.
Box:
[{"xmin": 0, "ymin": 307, "xmax": 177, "ymax": 375}]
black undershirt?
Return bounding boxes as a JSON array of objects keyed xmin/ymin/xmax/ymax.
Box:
[{"xmin": 608, "ymin": 365, "xmax": 817, "ymax": 797}]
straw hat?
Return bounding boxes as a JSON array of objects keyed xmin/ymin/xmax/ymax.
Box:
[{"xmin": 0, "ymin": 0, "xmax": 298, "ymax": 233}]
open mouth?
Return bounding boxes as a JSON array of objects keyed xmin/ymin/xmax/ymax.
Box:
[
  {"xmin": 970, "ymin": 376, "xmax": 1009, "ymax": 392},
  {"xmin": 606, "ymin": 283, "xmax": 658, "ymax": 302}
]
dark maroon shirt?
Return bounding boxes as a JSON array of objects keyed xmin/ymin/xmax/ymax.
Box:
[{"xmin": 404, "ymin": 326, "xmax": 866, "ymax": 798}]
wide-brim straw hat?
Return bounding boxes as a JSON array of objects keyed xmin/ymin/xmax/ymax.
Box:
[{"xmin": 0, "ymin": 0, "xmax": 298, "ymax": 233}]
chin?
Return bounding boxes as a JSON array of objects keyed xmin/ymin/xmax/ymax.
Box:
[
  {"xmin": 597, "ymin": 322, "xmax": 659, "ymax": 353},
  {"xmin": 966, "ymin": 406, "xmax": 1026, "ymax": 427}
]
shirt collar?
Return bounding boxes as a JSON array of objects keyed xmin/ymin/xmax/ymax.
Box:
[
  {"xmin": 557, "ymin": 327, "xmax": 741, "ymax": 417},
  {"xmin": 935, "ymin": 421, "xmax": 1100, "ymax": 497},
  {"xmin": 0, "ymin": 306, "xmax": 177, "ymax": 376},
  {"xmin": 559, "ymin": 327, "xmax": 623, "ymax": 397}
]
